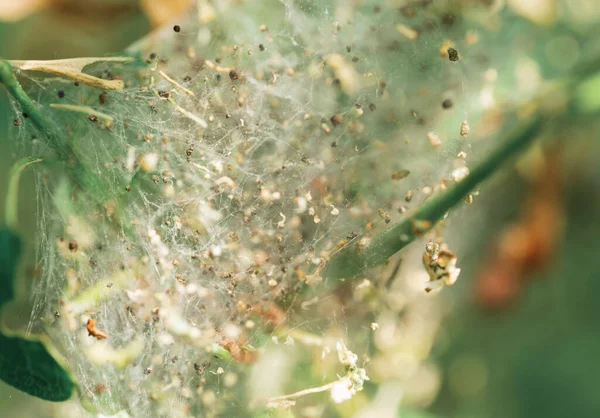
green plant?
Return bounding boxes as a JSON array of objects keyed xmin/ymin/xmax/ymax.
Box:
[{"xmin": 1, "ymin": 1, "xmax": 600, "ymax": 417}]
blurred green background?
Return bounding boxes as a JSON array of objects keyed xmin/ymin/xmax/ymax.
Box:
[{"xmin": 1, "ymin": 1, "xmax": 600, "ymax": 417}]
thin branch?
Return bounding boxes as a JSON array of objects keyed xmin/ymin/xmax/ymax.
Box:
[
  {"xmin": 267, "ymin": 381, "xmax": 335, "ymax": 403},
  {"xmin": 321, "ymin": 113, "xmax": 544, "ymax": 280},
  {"xmin": 321, "ymin": 61, "xmax": 600, "ymax": 281},
  {"xmin": 158, "ymin": 70, "xmax": 195, "ymax": 96},
  {"xmin": 50, "ymin": 103, "xmax": 114, "ymax": 123},
  {"xmin": 167, "ymin": 97, "xmax": 208, "ymax": 128}
]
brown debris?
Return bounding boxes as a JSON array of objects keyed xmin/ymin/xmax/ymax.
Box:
[
  {"xmin": 220, "ymin": 339, "xmax": 257, "ymax": 364},
  {"xmin": 391, "ymin": 170, "xmax": 410, "ymax": 180},
  {"xmin": 68, "ymin": 239, "xmax": 78, "ymax": 252},
  {"xmin": 252, "ymin": 302, "xmax": 286, "ymax": 327},
  {"xmin": 86, "ymin": 319, "xmax": 108, "ymax": 340}
]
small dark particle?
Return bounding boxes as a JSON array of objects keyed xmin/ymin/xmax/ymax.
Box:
[
  {"xmin": 355, "ymin": 103, "xmax": 362, "ymax": 109},
  {"xmin": 13, "ymin": 118, "xmax": 21, "ymax": 126},
  {"xmin": 447, "ymin": 47, "xmax": 459, "ymax": 62},
  {"xmin": 125, "ymin": 185, "xmax": 131, "ymax": 192},
  {"xmin": 442, "ymin": 99, "xmax": 453, "ymax": 109},
  {"xmin": 74, "ymin": 81, "xmax": 80, "ymax": 86},
  {"xmin": 88, "ymin": 114, "xmax": 98, "ymax": 123},
  {"xmin": 330, "ymin": 114, "xmax": 344, "ymax": 127},
  {"xmin": 229, "ymin": 69, "xmax": 239, "ymax": 81},
  {"xmin": 68, "ymin": 240, "xmax": 78, "ymax": 252},
  {"xmin": 333, "ymin": 78, "xmax": 341, "ymax": 85},
  {"xmin": 173, "ymin": 25, "xmax": 181, "ymax": 32},
  {"xmin": 441, "ymin": 13, "xmax": 457, "ymax": 26},
  {"xmin": 331, "ymin": 141, "xmax": 337, "ymax": 147},
  {"xmin": 259, "ymin": 44, "xmax": 265, "ymax": 51},
  {"xmin": 22, "ymin": 112, "xmax": 29, "ymax": 118},
  {"xmin": 149, "ymin": 52, "xmax": 157, "ymax": 60},
  {"xmin": 346, "ymin": 45, "xmax": 351, "ymax": 53},
  {"xmin": 183, "ymin": 76, "xmax": 192, "ymax": 82},
  {"xmin": 99, "ymin": 94, "xmax": 106, "ymax": 105},
  {"xmin": 300, "ymin": 155, "xmax": 313, "ymax": 164},
  {"xmin": 347, "ymin": 231, "xmax": 359, "ymax": 240},
  {"xmin": 158, "ymin": 90, "xmax": 170, "ymax": 98},
  {"xmin": 57, "ymin": 90, "xmax": 65, "ymax": 98},
  {"xmin": 368, "ymin": 103, "xmax": 377, "ymax": 112},
  {"xmin": 352, "ymin": 56, "xmax": 359, "ymax": 63}
]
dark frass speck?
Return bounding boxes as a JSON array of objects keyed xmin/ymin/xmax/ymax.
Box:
[{"xmin": 447, "ymin": 47, "xmax": 459, "ymax": 61}]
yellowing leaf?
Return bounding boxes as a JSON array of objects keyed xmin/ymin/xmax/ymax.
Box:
[{"xmin": 9, "ymin": 57, "xmax": 134, "ymax": 90}]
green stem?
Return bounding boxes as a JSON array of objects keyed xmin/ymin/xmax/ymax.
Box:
[
  {"xmin": 5, "ymin": 157, "xmax": 43, "ymax": 230},
  {"xmin": 321, "ymin": 55, "xmax": 600, "ymax": 282},
  {"xmin": 0, "ymin": 60, "xmax": 106, "ymax": 201},
  {"xmin": 0, "ymin": 61, "xmax": 68, "ymax": 160},
  {"xmin": 321, "ymin": 113, "xmax": 544, "ymax": 280}
]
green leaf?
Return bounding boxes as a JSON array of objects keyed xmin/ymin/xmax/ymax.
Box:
[{"xmin": 0, "ymin": 227, "xmax": 75, "ymax": 401}]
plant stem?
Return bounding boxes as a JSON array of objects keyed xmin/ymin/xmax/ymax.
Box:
[
  {"xmin": 321, "ymin": 62, "xmax": 600, "ymax": 281},
  {"xmin": 321, "ymin": 112, "xmax": 545, "ymax": 280},
  {"xmin": 5, "ymin": 157, "xmax": 43, "ymax": 230},
  {"xmin": 0, "ymin": 61, "xmax": 68, "ymax": 159},
  {"xmin": 0, "ymin": 60, "xmax": 106, "ymax": 200}
]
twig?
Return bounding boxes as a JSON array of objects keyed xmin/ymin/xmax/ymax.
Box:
[
  {"xmin": 321, "ymin": 60, "xmax": 600, "ymax": 281},
  {"xmin": 167, "ymin": 97, "xmax": 208, "ymax": 128},
  {"xmin": 267, "ymin": 381, "xmax": 335, "ymax": 403},
  {"xmin": 158, "ymin": 70, "xmax": 195, "ymax": 96},
  {"xmin": 321, "ymin": 112, "xmax": 544, "ymax": 280},
  {"xmin": 50, "ymin": 103, "xmax": 114, "ymax": 123},
  {"xmin": 204, "ymin": 60, "xmax": 232, "ymax": 74}
]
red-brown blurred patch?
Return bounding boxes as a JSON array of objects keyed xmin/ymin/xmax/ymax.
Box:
[{"xmin": 475, "ymin": 150, "xmax": 564, "ymax": 310}]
